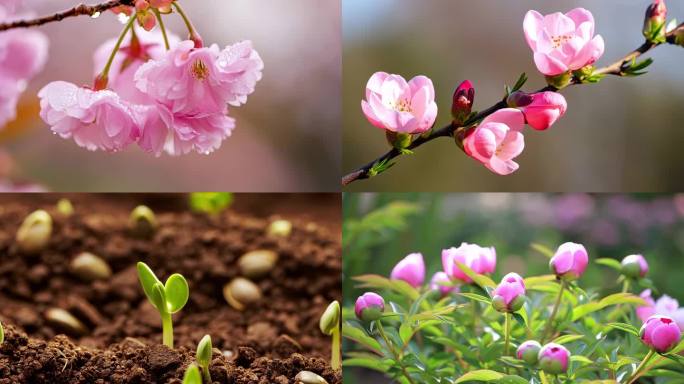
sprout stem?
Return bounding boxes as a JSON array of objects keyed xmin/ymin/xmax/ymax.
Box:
[
  {"xmin": 331, "ymin": 328, "xmax": 341, "ymax": 371},
  {"xmin": 162, "ymin": 312, "xmax": 173, "ymax": 348},
  {"xmin": 153, "ymin": 9, "xmax": 170, "ymax": 50},
  {"xmin": 541, "ymin": 279, "xmax": 566, "ymax": 343}
]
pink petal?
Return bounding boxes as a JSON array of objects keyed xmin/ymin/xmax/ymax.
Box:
[
  {"xmin": 523, "ymin": 10, "xmax": 545, "ymax": 51},
  {"xmin": 497, "ymin": 131, "xmax": 525, "ymax": 160},
  {"xmin": 481, "ymin": 108, "xmax": 525, "ymax": 132},
  {"xmin": 566, "ymin": 8, "xmax": 595, "ymax": 36},
  {"xmin": 366, "ymin": 71, "xmax": 389, "ymax": 100},
  {"xmin": 543, "ymin": 12, "xmax": 575, "ymax": 37},
  {"xmin": 408, "ymin": 75, "xmax": 435, "ymax": 103},
  {"xmin": 487, "ymin": 156, "xmax": 519, "ymax": 175},
  {"xmin": 569, "ymin": 35, "xmax": 604, "ymax": 70},
  {"xmin": 361, "ymin": 100, "xmax": 384, "ymax": 129},
  {"xmin": 471, "ymin": 127, "xmax": 497, "ymax": 159},
  {"xmin": 534, "ymin": 52, "xmax": 569, "ymax": 76}
]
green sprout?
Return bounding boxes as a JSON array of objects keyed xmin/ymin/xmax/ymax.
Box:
[
  {"xmin": 182, "ymin": 363, "xmax": 202, "ymax": 384},
  {"xmin": 136, "ymin": 262, "xmax": 189, "ymax": 348},
  {"xmin": 0, "ymin": 320, "xmax": 4, "ymax": 344},
  {"xmin": 196, "ymin": 334, "xmax": 213, "ymax": 383},
  {"xmin": 189, "ymin": 193, "xmax": 233, "ymax": 215},
  {"xmin": 319, "ymin": 300, "xmax": 341, "ymax": 371}
]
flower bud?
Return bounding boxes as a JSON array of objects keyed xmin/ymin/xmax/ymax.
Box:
[
  {"xmin": 385, "ymin": 131, "xmax": 412, "ymax": 150},
  {"xmin": 544, "ymin": 72, "xmax": 572, "ymax": 90},
  {"xmin": 441, "ymin": 243, "xmax": 497, "ymax": 283},
  {"xmin": 621, "ymin": 254, "xmax": 649, "ymax": 279},
  {"xmin": 643, "ymin": 0, "xmax": 667, "ymax": 41},
  {"xmin": 390, "ymin": 253, "xmax": 425, "ymax": 288},
  {"xmin": 538, "ymin": 343, "xmax": 570, "ymax": 374},
  {"xmin": 136, "ymin": 9, "xmax": 156, "ymax": 32},
  {"xmin": 507, "ymin": 91, "xmax": 567, "ymax": 131},
  {"xmin": 319, "ymin": 300, "xmax": 340, "ymax": 336},
  {"xmin": 354, "ymin": 292, "xmax": 385, "ymax": 322},
  {"xmin": 429, "ymin": 271, "xmax": 458, "ymax": 296},
  {"xmin": 451, "ymin": 80, "xmax": 475, "ymax": 126},
  {"xmin": 129, "ymin": 205, "xmax": 157, "ymax": 238},
  {"xmin": 517, "ymin": 340, "xmax": 542, "ymax": 365},
  {"xmin": 640, "ymin": 315, "xmax": 681, "ymax": 353},
  {"xmin": 491, "ymin": 272, "xmax": 526, "ymax": 313},
  {"xmin": 16, "ymin": 209, "xmax": 52, "ymax": 254},
  {"xmin": 549, "ymin": 242, "xmax": 588, "ymax": 281}
]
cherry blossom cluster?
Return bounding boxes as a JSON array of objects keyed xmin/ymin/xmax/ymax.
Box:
[{"xmin": 38, "ymin": 1, "xmax": 263, "ymax": 155}]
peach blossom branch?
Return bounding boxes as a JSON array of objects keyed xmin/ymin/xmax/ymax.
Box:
[
  {"xmin": 0, "ymin": 0, "xmax": 133, "ymax": 31},
  {"xmin": 342, "ymin": 23, "xmax": 684, "ymax": 186}
]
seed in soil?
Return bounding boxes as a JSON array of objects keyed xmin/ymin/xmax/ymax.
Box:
[
  {"xmin": 56, "ymin": 198, "xmax": 74, "ymax": 216},
  {"xmin": 129, "ymin": 205, "xmax": 158, "ymax": 238},
  {"xmin": 268, "ymin": 219, "xmax": 292, "ymax": 237},
  {"xmin": 238, "ymin": 249, "xmax": 278, "ymax": 279},
  {"xmin": 136, "ymin": 261, "xmax": 189, "ymax": 348},
  {"xmin": 223, "ymin": 277, "xmax": 262, "ymax": 310},
  {"xmin": 196, "ymin": 334, "xmax": 213, "ymax": 383},
  {"xmin": 16, "ymin": 209, "xmax": 52, "ymax": 253},
  {"xmin": 319, "ymin": 300, "xmax": 341, "ymax": 371},
  {"xmin": 44, "ymin": 307, "xmax": 87, "ymax": 336},
  {"xmin": 296, "ymin": 370, "xmax": 329, "ymax": 384},
  {"xmin": 70, "ymin": 252, "xmax": 112, "ymax": 282}
]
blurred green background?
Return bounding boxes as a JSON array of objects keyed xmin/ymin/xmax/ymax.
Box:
[
  {"xmin": 342, "ymin": 0, "xmax": 684, "ymax": 191},
  {"xmin": 343, "ymin": 193, "xmax": 684, "ymax": 382}
]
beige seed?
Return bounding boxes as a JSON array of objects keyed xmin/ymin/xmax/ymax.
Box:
[
  {"xmin": 223, "ymin": 277, "xmax": 262, "ymax": 311},
  {"xmin": 16, "ymin": 210, "xmax": 52, "ymax": 254},
  {"xmin": 70, "ymin": 252, "xmax": 112, "ymax": 282},
  {"xmin": 267, "ymin": 219, "xmax": 292, "ymax": 237},
  {"xmin": 45, "ymin": 308, "xmax": 87, "ymax": 336},
  {"xmin": 238, "ymin": 250, "xmax": 278, "ymax": 279},
  {"xmin": 295, "ymin": 371, "xmax": 328, "ymax": 384},
  {"xmin": 128, "ymin": 205, "xmax": 157, "ymax": 238},
  {"xmin": 56, "ymin": 198, "xmax": 74, "ymax": 217}
]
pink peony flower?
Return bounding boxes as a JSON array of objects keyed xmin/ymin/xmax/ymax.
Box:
[
  {"xmin": 549, "ymin": 242, "xmax": 588, "ymax": 280},
  {"xmin": 621, "ymin": 254, "xmax": 649, "ymax": 278},
  {"xmin": 492, "ymin": 272, "xmax": 526, "ymax": 312},
  {"xmin": 640, "ymin": 315, "xmax": 681, "ymax": 353},
  {"xmin": 361, "ymin": 72, "xmax": 437, "ymax": 134},
  {"xmin": 134, "ymin": 40, "xmax": 263, "ymax": 115},
  {"xmin": 517, "ymin": 340, "xmax": 542, "ymax": 364},
  {"xmin": 38, "ymin": 81, "xmax": 139, "ymax": 152},
  {"xmin": 442, "ymin": 243, "xmax": 497, "ymax": 283},
  {"xmin": 538, "ymin": 343, "xmax": 570, "ymax": 374},
  {"xmin": 390, "ymin": 253, "xmax": 425, "ymax": 288},
  {"xmin": 429, "ymin": 271, "xmax": 458, "ymax": 296},
  {"xmin": 354, "ymin": 292, "xmax": 385, "ymax": 322},
  {"xmin": 463, "ymin": 108, "xmax": 525, "ymax": 175},
  {"xmin": 636, "ymin": 290, "xmax": 684, "ymax": 331},
  {"xmin": 508, "ymin": 91, "xmax": 567, "ymax": 130},
  {"xmin": 523, "ymin": 8, "xmax": 605, "ymax": 76}
]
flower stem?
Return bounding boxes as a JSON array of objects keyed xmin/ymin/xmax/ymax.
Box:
[
  {"xmin": 504, "ymin": 312, "xmax": 511, "ymax": 356},
  {"xmin": 172, "ymin": 2, "xmax": 200, "ymax": 44},
  {"xmin": 331, "ymin": 328, "xmax": 341, "ymax": 371},
  {"xmin": 99, "ymin": 14, "xmax": 135, "ymax": 83},
  {"xmin": 539, "ymin": 371, "xmax": 550, "ymax": 384},
  {"xmin": 161, "ymin": 311, "xmax": 173, "ymax": 348},
  {"xmin": 377, "ymin": 322, "xmax": 416, "ymax": 384},
  {"xmin": 627, "ymin": 349, "xmax": 656, "ymax": 384},
  {"xmin": 541, "ymin": 279, "xmax": 566, "ymax": 343},
  {"xmin": 153, "ymin": 9, "xmax": 169, "ymax": 50}
]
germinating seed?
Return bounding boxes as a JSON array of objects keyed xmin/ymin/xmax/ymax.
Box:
[
  {"xmin": 16, "ymin": 209, "xmax": 52, "ymax": 253},
  {"xmin": 45, "ymin": 308, "xmax": 87, "ymax": 336},
  {"xmin": 238, "ymin": 250, "xmax": 278, "ymax": 279},
  {"xmin": 223, "ymin": 277, "xmax": 262, "ymax": 311},
  {"xmin": 128, "ymin": 205, "xmax": 158, "ymax": 238},
  {"xmin": 267, "ymin": 219, "xmax": 292, "ymax": 237},
  {"xmin": 56, "ymin": 198, "xmax": 74, "ymax": 217},
  {"xmin": 70, "ymin": 252, "xmax": 112, "ymax": 282},
  {"xmin": 295, "ymin": 371, "xmax": 328, "ymax": 384}
]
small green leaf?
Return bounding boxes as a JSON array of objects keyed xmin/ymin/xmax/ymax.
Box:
[
  {"xmin": 182, "ymin": 364, "xmax": 202, "ymax": 384},
  {"xmin": 455, "ymin": 261, "xmax": 496, "ymax": 288},
  {"xmin": 150, "ymin": 282, "xmax": 167, "ymax": 312},
  {"xmin": 552, "ymin": 334, "xmax": 584, "ymax": 344},
  {"xmin": 137, "ymin": 262, "xmax": 162, "ymax": 304},
  {"xmin": 606, "ymin": 322, "xmax": 640, "ymax": 337},
  {"xmin": 196, "ymin": 334, "xmax": 212, "ymax": 368},
  {"xmin": 165, "ymin": 274, "xmax": 189, "ymax": 313},
  {"xmin": 399, "ymin": 323, "xmax": 413, "ymax": 345},
  {"xmin": 342, "ymin": 324, "xmax": 382, "ymax": 354},
  {"xmin": 511, "ymin": 72, "xmax": 528, "ymax": 92},
  {"xmin": 455, "ymin": 369, "xmax": 505, "ymax": 383},
  {"xmin": 530, "ymin": 243, "xmax": 554, "ymax": 258},
  {"xmin": 497, "ymin": 375, "xmax": 529, "ymax": 384},
  {"xmin": 595, "ymin": 258, "xmax": 622, "ymax": 271},
  {"xmin": 0, "ymin": 320, "xmax": 3, "ymax": 344},
  {"xmin": 572, "ymin": 293, "xmax": 645, "ymax": 321},
  {"xmin": 189, "ymin": 192, "xmax": 233, "ymax": 215},
  {"xmin": 353, "ymin": 274, "xmax": 419, "ymax": 301},
  {"xmin": 457, "ymin": 292, "xmax": 492, "ymax": 305}
]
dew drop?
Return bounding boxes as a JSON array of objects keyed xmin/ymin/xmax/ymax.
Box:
[
  {"xmin": 117, "ymin": 14, "xmax": 130, "ymax": 24},
  {"xmin": 90, "ymin": 11, "xmax": 101, "ymax": 19}
]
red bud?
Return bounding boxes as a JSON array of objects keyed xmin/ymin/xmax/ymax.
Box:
[{"xmin": 451, "ymin": 80, "xmax": 475, "ymax": 126}]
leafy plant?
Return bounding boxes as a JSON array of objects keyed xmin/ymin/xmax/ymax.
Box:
[
  {"xmin": 320, "ymin": 300, "xmax": 341, "ymax": 371},
  {"xmin": 189, "ymin": 193, "xmax": 233, "ymax": 215},
  {"xmin": 136, "ymin": 262, "xmax": 189, "ymax": 348},
  {"xmin": 196, "ymin": 334, "xmax": 213, "ymax": 383}
]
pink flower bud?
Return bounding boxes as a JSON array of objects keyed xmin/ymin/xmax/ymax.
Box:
[
  {"xmin": 441, "ymin": 243, "xmax": 496, "ymax": 283},
  {"xmin": 429, "ymin": 271, "xmax": 458, "ymax": 297},
  {"xmin": 549, "ymin": 242, "xmax": 588, "ymax": 280},
  {"xmin": 451, "ymin": 80, "xmax": 475, "ymax": 126},
  {"xmin": 390, "ymin": 253, "xmax": 425, "ymax": 288},
  {"xmin": 644, "ymin": 0, "xmax": 667, "ymax": 40},
  {"xmin": 517, "ymin": 340, "xmax": 542, "ymax": 364},
  {"xmin": 462, "ymin": 108, "xmax": 526, "ymax": 175},
  {"xmin": 621, "ymin": 254, "xmax": 649, "ymax": 278},
  {"xmin": 135, "ymin": 0, "xmax": 150, "ymax": 11},
  {"xmin": 354, "ymin": 292, "xmax": 385, "ymax": 322},
  {"xmin": 149, "ymin": 0, "xmax": 173, "ymax": 9},
  {"xmin": 640, "ymin": 315, "xmax": 681, "ymax": 353},
  {"xmin": 507, "ymin": 91, "xmax": 567, "ymax": 131},
  {"xmin": 136, "ymin": 10, "xmax": 156, "ymax": 32},
  {"xmin": 538, "ymin": 343, "xmax": 570, "ymax": 374},
  {"xmin": 491, "ymin": 272, "xmax": 526, "ymax": 313}
]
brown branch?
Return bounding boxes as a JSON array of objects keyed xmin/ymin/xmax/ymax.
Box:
[
  {"xmin": 342, "ymin": 23, "xmax": 684, "ymax": 186},
  {"xmin": 0, "ymin": 0, "xmax": 134, "ymax": 31}
]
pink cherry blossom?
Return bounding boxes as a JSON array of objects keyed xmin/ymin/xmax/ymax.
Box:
[
  {"xmin": 38, "ymin": 81, "xmax": 139, "ymax": 152},
  {"xmin": 134, "ymin": 40, "xmax": 263, "ymax": 115},
  {"xmin": 361, "ymin": 72, "xmax": 437, "ymax": 134},
  {"xmin": 636, "ymin": 290, "xmax": 684, "ymax": 331},
  {"xmin": 524, "ymin": 8, "xmax": 605, "ymax": 76},
  {"xmin": 390, "ymin": 253, "xmax": 425, "ymax": 288},
  {"xmin": 508, "ymin": 91, "xmax": 567, "ymax": 130},
  {"xmin": 441, "ymin": 243, "xmax": 496, "ymax": 283},
  {"xmin": 463, "ymin": 108, "xmax": 525, "ymax": 175}
]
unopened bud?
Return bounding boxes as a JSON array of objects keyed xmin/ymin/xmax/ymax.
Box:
[
  {"xmin": 319, "ymin": 301, "xmax": 340, "ymax": 336},
  {"xmin": 544, "ymin": 72, "xmax": 573, "ymax": 90},
  {"xmin": 451, "ymin": 80, "xmax": 475, "ymax": 126},
  {"xmin": 506, "ymin": 91, "xmax": 533, "ymax": 108},
  {"xmin": 643, "ymin": 0, "xmax": 667, "ymax": 42},
  {"xmin": 385, "ymin": 131, "xmax": 412, "ymax": 150}
]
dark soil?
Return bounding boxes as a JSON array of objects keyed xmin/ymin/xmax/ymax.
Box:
[{"xmin": 0, "ymin": 195, "xmax": 342, "ymax": 383}]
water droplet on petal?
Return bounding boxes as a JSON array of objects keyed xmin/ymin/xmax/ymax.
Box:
[
  {"xmin": 90, "ymin": 11, "xmax": 101, "ymax": 18},
  {"xmin": 117, "ymin": 13, "xmax": 130, "ymax": 24}
]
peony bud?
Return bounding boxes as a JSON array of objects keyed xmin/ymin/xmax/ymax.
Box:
[
  {"xmin": 451, "ymin": 80, "xmax": 475, "ymax": 126},
  {"xmin": 491, "ymin": 272, "xmax": 526, "ymax": 313},
  {"xmin": 640, "ymin": 315, "xmax": 681, "ymax": 353},
  {"xmin": 643, "ymin": 0, "xmax": 667, "ymax": 42},
  {"xmin": 507, "ymin": 91, "xmax": 567, "ymax": 131},
  {"xmin": 390, "ymin": 253, "xmax": 425, "ymax": 288},
  {"xmin": 354, "ymin": 292, "xmax": 385, "ymax": 322},
  {"xmin": 549, "ymin": 242, "xmax": 588, "ymax": 281},
  {"xmin": 517, "ymin": 340, "xmax": 542, "ymax": 365},
  {"xmin": 538, "ymin": 343, "xmax": 570, "ymax": 374},
  {"xmin": 429, "ymin": 271, "xmax": 458, "ymax": 296},
  {"xmin": 621, "ymin": 254, "xmax": 649, "ymax": 279},
  {"xmin": 441, "ymin": 243, "xmax": 497, "ymax": 283}
]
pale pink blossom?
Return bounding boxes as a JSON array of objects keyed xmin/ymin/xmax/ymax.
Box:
[
  {"xmin": 38, "ymin": 81, "xmax": 139, "ymax": 152},
  {"xmin": 390, "ymin": 253, "xmax": 425, "ymax": 288},
  {"xmin": 636, "ymin": 290, "xmax": 684, "ymax": 331},
  {"xmin": 442, "ymin": 243, "xmax": 496, "ymax": 283},
  {"xmin": 463, "ymin": 108, "xmax": 525, "ymax": 175},
  {"xmin": 429, "ymin": 271, "xmax": 458, "ymax": 296},
  {"xmin": 524, "ymin": 8, "xmax": 605, "ymax": 76},
  {"xmin": 361, "ymin": 72, "xmax": 437, "ymax": 134},
  {"xmin": 134, "ymin": 40, "xmax": 263, "ymax": 115}
]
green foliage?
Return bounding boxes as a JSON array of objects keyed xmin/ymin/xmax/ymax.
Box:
[
  {"xmin": 182, "ymin": 364, "xmax": 202, "ymax": 384},
  {"xmin": 0, "ymin": 320, "xmax": 3, "ymax": 344},
  {"xmin": 189, "ymin": 192, "xmax": 233, "ymax": 215},
  {"xmin": 368, "ymin": 158, "xmax": 396, "ymax": 178},
  {"xmin": 196, "ymin": 334, "xmax": 212, "ymax": 383},
  {"xmin": 623, "ymin": 57, "xmax": 654, "ymax": 77},
  {"xmin": 505, "ymin": 73, "xmax": 528, "ymax": 97}
]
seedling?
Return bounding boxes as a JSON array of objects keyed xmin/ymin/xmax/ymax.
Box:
[
  {"xmin": 129, "ymin": 205, "xmax": 158, "ymax": 238},
  {"xmin": 0, "ymin": 320, "xmax": 4, "ymax": 344},
  {"xmin": 189, "ymin": 192, "xmax": 233, "ymax": 215},
  {"xmin": 319, "ymin": 300, "xmax": 341, "ymax": 371},
  {"xmin": 136, "ymin": 262, "xmax": 189, "ymax": 348},
  {"xmin": 182, "ymin": 363, "xmax": 202, "ymax": 384},
  {"xmin": 196, "ymin": 334, "xmax": 212, "ymax": 383},
  {"xmin": 16, "ymin": 209, "xmax": 52, "ymax": 253}
]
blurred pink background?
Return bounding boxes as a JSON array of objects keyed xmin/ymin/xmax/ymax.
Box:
[{"xmin": 1, "ymin": 0, "xmax": 340, "ymax": 191}]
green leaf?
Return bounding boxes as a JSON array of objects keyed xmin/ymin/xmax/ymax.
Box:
[
  {"xmin": 530, "ymin": 243, "xmax": 554, "ymax": 258},
  {"xmin": 343, "ymin": 355, "xmax": 390, "ymax": 372},
  {"xmin": 368, "ymin": 158, "xmax": 396, "ymax": 178},
  {"xmin": 353, "ymin": 274, "xmax": 419, "ymax": 300},
  {"xmin": 457, "ymin": 292, "xmax": 492, "ymax": 305},
  {"xmin": 182, "ymin": 364, "xmax": 202, "ymax": 384},
  {"xmin": 399, "ymin": 323, "xmax": 413, "ymax": 345},
  {"xmin": 137, "ymin": 262, "xmax": 162, "ymax": 305},
  {"xmin": 196, "ymin": 334, "xmax": 212, "ymax": 368},
  {"xmin": 606, "ymin": 322, "xmax": 640, "ymax": 337},
  {"xmin": 189, "ymin": 192, "xmax": 233, "ymax": 215},
  {"xmin": 150, "ymin": 282, "xmax": 167, "ymax": 312},
  {"xmin": 455, "ymin": 261, "xmax": 496, "ymax": 288},
  {"xmin": 571, "ymin": 293, "xmax": 645, "ymax": 321},
  {"xmin": 524, "ymin": 274, "xmax": 556, "ymax": 287},
  {"xmin": 552, "ymin": 334, "xmax": 584, "ymax": 344},
  {"xmin": 595, "ymin": 258, "xmax": 622, "ymax": 271},
  {"xmin": 455, "ymin": 370, "xmax": 505, "ymax": 383},
  {"xmin": 342, "ymin": 324, "xmax": 383, "ymax": 354},
  {"xmin": 570, "ymin": 355, "xmax": 594, "ymax": 365},
  {"xmin": 669, "ymin": 339, "xmax": 684, "ymax": 354},
  {"xmin": 511, "ymin": 73, "xmax": 528, "ymax": 92},
  {"xmin": 165, "ymin": 273, "xmax": 189, "ymax": 313},
  {"xmin": 497, "ymin": 375, "xmax": 529, "ymax": 384}
]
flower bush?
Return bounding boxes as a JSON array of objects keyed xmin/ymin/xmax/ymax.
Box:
[{"xmin": 342, "ymin": 242, "xmax": 684, "ymax": 383}]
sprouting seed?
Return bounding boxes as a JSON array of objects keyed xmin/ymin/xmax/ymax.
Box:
[
  {"xmin": 238, "ymin": 250, "xmax": 278, "ymax": 279},
  {"xmin": 319, "ymin": 300, "xmax": 341, "ymax": 371},
  {"xmin": 129, "ymin": 205, "xmax": 158, "ymax": 238},
  {"xmin": 223, "ymin": 277, "xmax": 262, "ymax": 311},
  {"xmin": 70, "ymin": 252, "xmax": 112, "ymax": 282},
  {"xmin": 196, "ymin": 334, "xmax": 213, "ymax": 383},
  {"xmin": 182, "ymin": 363, "xmax": 202, "ymax": 384},
  {"xmin": 189, "ymin": 192, "xmax": 233, "ymax": 215},
  {"xmin": 267, "ymin": 219, "xmax": 292, "ymax": 237},
  {"xmin": 295, "ymin": 371, "xmax": 329, "ymax": 384},
  {"xmin": 16, "ymin": 209, "xmax": 52, "ymax": 253},
  {"xmin": 56, "ymin": 198, "xmax": 74, "ymax": 217},
  {"xmin": 136, "ymin": 262, "xmax": 189, "ymax": 348}
]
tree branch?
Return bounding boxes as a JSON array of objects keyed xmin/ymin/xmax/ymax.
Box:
[
  {"xmin": 0, "ymin": 0, "xmax": 134, "ymax": 31},
  {"xmin": 342, "ymin": 23, "xmax": 684, "ymax": 186}
]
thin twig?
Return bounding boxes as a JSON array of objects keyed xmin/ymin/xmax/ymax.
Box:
[
  {"xmin": 342, "ymin": 23, "xmax": 684, "ymax": 186},
  {"xmin": 0, "ymin": 0, "xmax": 134, "ymax": 31}
]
